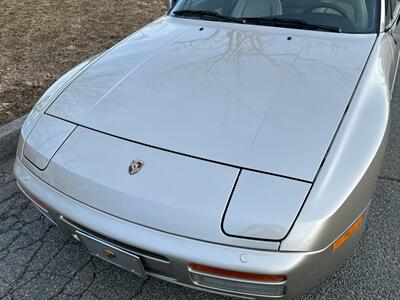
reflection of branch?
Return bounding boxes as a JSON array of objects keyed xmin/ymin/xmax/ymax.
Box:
[
  {"xmin": 144, "ymin": 23, "xmax": 361, "ymax": 132},
  {"xmin": 146, "ymin": 28, "xmax": 293, "ymax": 114},
  {"xmin": 131, "ymin": 18, "xmax": 169, "ymax": 42}
]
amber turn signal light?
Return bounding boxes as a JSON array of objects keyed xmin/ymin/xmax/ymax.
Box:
[
  {"xmin": 332, "ymin": 214, "xmax": 365, "ymax": 253},
  {"xmin": 188, "ymin": 263, "xmax": 286, "ymax": 282}
]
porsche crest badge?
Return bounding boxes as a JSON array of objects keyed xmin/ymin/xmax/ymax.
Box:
[{"xmin": 128, "ymin": 160, "xmax": 144, "ymax": 175}]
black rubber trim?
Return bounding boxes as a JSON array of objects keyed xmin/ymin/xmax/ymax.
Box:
[
  {"xmin": 43, "ymin": 35, "xmax": 378, "ymax": 244},
  {"xmin": 220, "ymin": 169, "xmax": 313, "ymax": 243},
  {"xmin": 23, "ymin": 125, "xmax": 77, "ymax": 171},
  {"xmin": 222, "ymin": 34, "xmax": 379, "ymax": 244},
  {"xmin": 45, "ymin": 113, "xmax": 313, "ymax": 184},
  {"xmin": 276, "ymin": 34, "xmax": 380, "ymax": 247}
]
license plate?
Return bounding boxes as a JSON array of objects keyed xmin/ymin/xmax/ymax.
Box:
[{"xmin": 77, "ymin": 231, "xmax": 147, "ymax": 278}]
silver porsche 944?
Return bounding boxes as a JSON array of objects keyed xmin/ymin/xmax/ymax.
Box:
[{"xmin": 14, "ymin": 0, "xmax": 399, "ymax": 298}]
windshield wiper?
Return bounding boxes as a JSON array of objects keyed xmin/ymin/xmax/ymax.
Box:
[
  {"xmin": 173, "ymin": 10, "xmax": 243, "ymax": 24},
  {"xmin": 243, "ymin": 17, "xmax": 342, "ymax": 33},
  {"xmin": 172, "ymin": 11, "xmax": 341, "ymax": 33}
]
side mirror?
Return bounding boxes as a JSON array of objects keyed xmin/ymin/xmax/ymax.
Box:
[{"xmin": 163, "ymin": 0, "xmax": 175, "ymax": 9}]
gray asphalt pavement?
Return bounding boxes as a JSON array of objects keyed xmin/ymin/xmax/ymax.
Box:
[{"xmin": 1, "ymin": 98, "xmax": 400, "ymax": 299}]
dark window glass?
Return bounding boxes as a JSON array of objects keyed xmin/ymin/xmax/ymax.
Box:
[{"xmin": 173, "ymin": 0, "xmax": 378, "ymax": 33}]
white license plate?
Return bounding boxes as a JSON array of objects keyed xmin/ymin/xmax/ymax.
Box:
[{"xmin": 77, "ymin": 231, "xmax": 147, "ymax": 278}]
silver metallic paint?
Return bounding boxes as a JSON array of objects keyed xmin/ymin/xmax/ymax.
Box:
[
  {"xmin": 47, "ymin": 17, "xmax": 376, "ymax": 182},
  {"xmin": 223, "ymin": 170, "xmax": 311, "ymax": 240},
  {"xmin": 23, "ymin": 115, "xmax": 76, "ymax": 170},
  {"xmin": 42, "ymin": 126, "xmax": 241, "ymax": 246},
  {"xmin": 281, "ymin": 32, "xmax": 393, "ymax": 251},
  {"xmin": 18, "ymin": 125, "xmax": 280, "ymax": 250},
  {"xmin": 13, "ymin": 1, "xmax": 399, "ymax": 298},
  {"xmin": 21, "ymin": 58, "xmax": 96, "ymax": 144},
  {"xmin": 14, "ymin": 157, "xmax": 369, "ymax": 299},
  {"xmin": 163, "ymin": 0, "xmax": 175, "ymax": 10}
]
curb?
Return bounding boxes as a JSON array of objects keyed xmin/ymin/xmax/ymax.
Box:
[{"xmin": 0, "ymin": 115, "xmax": 27, "ymax": 160}]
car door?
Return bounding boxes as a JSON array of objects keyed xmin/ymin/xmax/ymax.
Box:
[{"xmin": 386, "ymin": 0, "xmax": 400, "ymax": 94}]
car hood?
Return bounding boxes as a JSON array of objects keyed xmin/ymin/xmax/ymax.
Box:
[{"xmin": 47, "ymin": 17, "xmax": 376, "ymax": 182}]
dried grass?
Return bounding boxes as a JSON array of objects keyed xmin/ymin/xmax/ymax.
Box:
[{"xmin": 0, "ymin": 0, "xmax": 164, "ymax": 125}]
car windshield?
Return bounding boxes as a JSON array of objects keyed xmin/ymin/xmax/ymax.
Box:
[{"xmin": 172, "ymin": 0, "xmax": 379, "ymax": 33}]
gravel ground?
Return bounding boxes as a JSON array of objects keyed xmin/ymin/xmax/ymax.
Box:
[
  {"xmin": 0, "ymin": 0, "xmax": 164, "ymax": 126},
  {"xmin": 0, "ymin": 94, "xmax": 400, "ymax": 299}
]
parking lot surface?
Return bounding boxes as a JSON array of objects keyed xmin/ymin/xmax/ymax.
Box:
[{"xmin": 1, "ymin": 97, "xmax": 400, "ymax": 299}]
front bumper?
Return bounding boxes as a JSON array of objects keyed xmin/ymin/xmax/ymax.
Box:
[{"xmin": 14, "ymin": 157, "xmax": 367, "ymax": 299}]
